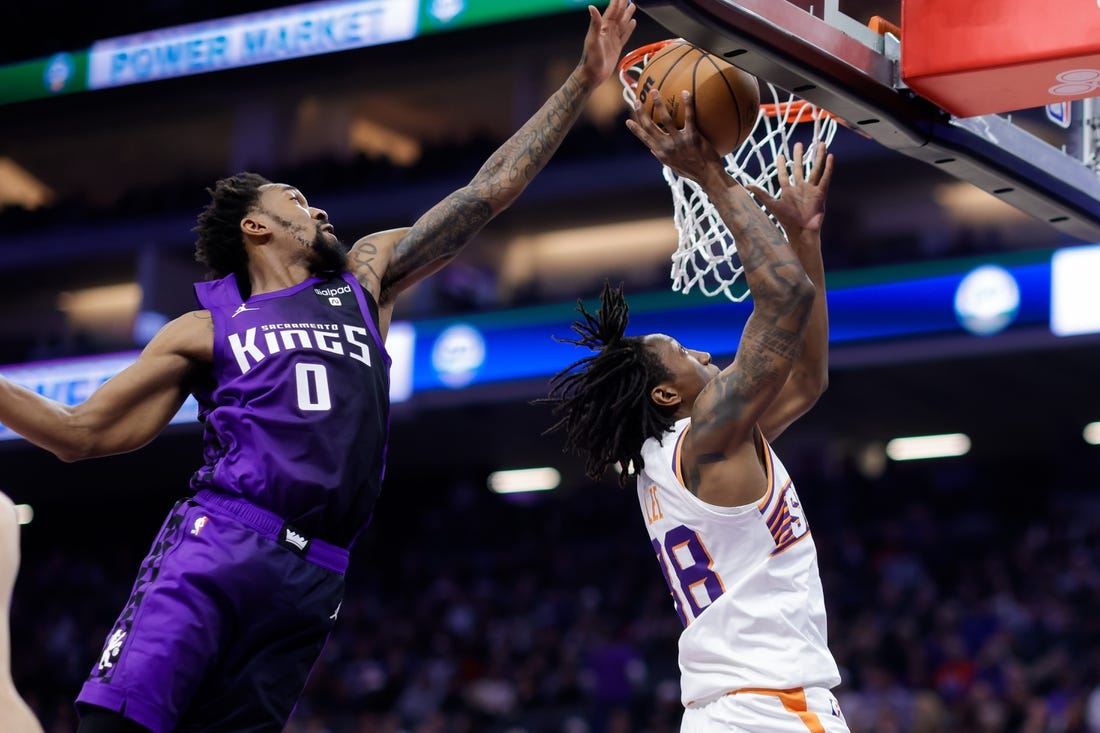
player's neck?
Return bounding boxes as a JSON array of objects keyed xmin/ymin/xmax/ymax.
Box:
[
  {"xmin": 245, "ymin": 248, "xmax": 314, "ymax": 297},
  {"xmin": 246, "ymin": 262, "xmax": 313, "ymax": 296}
]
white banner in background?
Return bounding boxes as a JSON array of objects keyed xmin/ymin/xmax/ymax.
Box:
[
  {"xmin": 0, "ymin": 352, "xmax": 201, "ymax": 443},
  {"xmin": 1051, "ymin": 244, "xmax": 1100, "ymax": 337},
  {"xmin": 88, "ymin": 0, "xmax": 417, "ymax": 89}
]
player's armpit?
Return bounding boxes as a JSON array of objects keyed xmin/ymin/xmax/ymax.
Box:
[{"xmin": 348, "ymin": 228, "xmax": 407, "ymax": 304}]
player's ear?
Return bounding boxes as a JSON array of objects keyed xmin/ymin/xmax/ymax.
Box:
[
  {"xmin": 240, "ymin": 214, "xmax": 270, "ymax": 239},
  {"xmin": 651, "ymin": 383, "xmax": 681, "ymax": 409}
]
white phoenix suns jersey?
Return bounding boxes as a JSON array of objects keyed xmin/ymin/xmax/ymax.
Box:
[{"xmin": 636, "ymin": 417, "xmax": 841, "ymax": 707}]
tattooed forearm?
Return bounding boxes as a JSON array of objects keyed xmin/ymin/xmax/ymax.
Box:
[
  {"xmin": 379, "ymin": 192, "xmax": 493, "ymax": 295},
  {"xmin": 709, "ymin": 185, "xmax": 814, "ymax": 312},
  {"xmin": 380, "ymin": 69, "xmax": 593, "ymax": 298},
  {"xmin": 468, "ymin": 72, "xmax": 588, "ymax": 207},
  {"xmin": 742, "ymin": 316, "xmax": 805, "ymax": 364}
]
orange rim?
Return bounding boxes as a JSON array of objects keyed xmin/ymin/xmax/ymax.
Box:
[
  {"xmin": 617, "ymin": 39, "xmax": 677, "ymax": 89},
  {"xmin": 761, "ymin": 99, "xmax": 841, "ymax": 124}
]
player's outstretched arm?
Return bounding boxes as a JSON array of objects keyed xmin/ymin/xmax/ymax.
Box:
[
  {"xmin": 628, "ymin": 90, "xmax": 815, "ymax": 506},
  {"xmin": 0, "ymin": 312, "xmax": 211, "ymax": 462},
  {"xmin": 348, "ymin": 0, "xmax": 637, "ymax": 307},
  {"xmin": 750, "ymin": 142, "xmax": 834, "ymax": 441},
  {"xmin": 0, "ymin": 493, "xmax": 44, "ymax": 733}
]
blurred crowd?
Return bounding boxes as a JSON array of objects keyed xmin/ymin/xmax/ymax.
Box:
[{"xmin": 9, "ymin": 446, "xmax": 1100, "ymax": 733}]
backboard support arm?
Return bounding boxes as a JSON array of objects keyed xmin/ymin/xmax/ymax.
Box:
[{"xmin": 637, "ymin": 0, "xmax": 1100, "ymax": 241}]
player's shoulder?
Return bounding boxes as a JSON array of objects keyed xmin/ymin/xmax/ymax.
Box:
[{"xmin": 144, "ymin": 310, "xmax": 214, "ymax": 363}]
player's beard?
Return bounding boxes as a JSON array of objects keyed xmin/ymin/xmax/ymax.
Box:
[{"xmin": 308, "ymin": 229, "xmax": 348, "ymax": 275}]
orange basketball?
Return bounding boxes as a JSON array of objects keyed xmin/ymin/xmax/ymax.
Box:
[{"xmin": 638, "ymin": 40, "xmax": 760, "ymax": 156}]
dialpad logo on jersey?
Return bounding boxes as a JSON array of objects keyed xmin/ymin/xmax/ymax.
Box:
[{"xmin": 315, "ymin": 284, "xmax": 351, "ymax": 307}]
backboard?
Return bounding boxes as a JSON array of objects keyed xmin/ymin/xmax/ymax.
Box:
[{"xmin": 634, "ymin": 0, "xmax": 1100, "ymax": 242}]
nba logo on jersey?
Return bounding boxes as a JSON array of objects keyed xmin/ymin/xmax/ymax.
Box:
[
  {"xmin": 329, "ymin": 296, "xmax": 341, "ymax": 306},
  {"xmin": 191, "ymin": 516, "xmax": 208, "ymax": 536}
]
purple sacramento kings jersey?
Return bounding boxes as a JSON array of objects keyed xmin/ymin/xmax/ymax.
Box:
[{"xmin": 190, "ymin": 271, "xmax": 390, "ymax": 547}]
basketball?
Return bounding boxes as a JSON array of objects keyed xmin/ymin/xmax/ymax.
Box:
[{"xmin": 638, "ymin": 40, "xmax": 760, "ymax": 156}]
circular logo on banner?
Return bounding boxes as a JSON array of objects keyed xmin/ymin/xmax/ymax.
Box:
[
  {"xmin": 431, "ymin": 324, "xmax": 485, "ymax": 388},
  {"xmin": 954, "ymin": 265, "xmax": 1021, "ymax": 336},
  {"xmin": 44, "ymin": 53, "xmax": 75, "ymax": 93},
  {"xmin": 1049, "ymin": 69, "xmax": 1100, "ymax": 96},
  {"xmin": 429, "ymin": 0, "xmax": 465, "ymax": 24}
]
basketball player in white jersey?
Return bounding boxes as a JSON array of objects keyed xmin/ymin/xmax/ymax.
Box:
[
  {"xmin": 544, "ymin": 92, "xmax": 846, "ymax": 732},
  {"xmin": 0, "ymin": 493, "xmax": 43, "ymax": 733}
]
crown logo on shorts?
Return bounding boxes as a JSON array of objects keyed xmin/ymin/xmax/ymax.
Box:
[{"xmin": 284, "ymin": 527, "xmax": 309, "ymax": 551}]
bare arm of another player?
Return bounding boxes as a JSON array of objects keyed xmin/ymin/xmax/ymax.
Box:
[
  {"xmin": 0, "ymin": 493, "xmax": 44, "ymax": 733},
  {"xmin": 751, "ymin": 142, "xmax": 834, "ymax": 441},
  {"xmin": 627, "ymin": 91, "xmax": 815, "ymax": 507},
  {"xmin": 347, "ymin": 0, "xmax": 637, "ymax": 321},
  {"xmin": 0, "ymin": 312, "xmax": 212, "ymax": 462}
]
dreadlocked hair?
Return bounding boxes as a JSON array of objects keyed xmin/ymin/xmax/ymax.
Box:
[
  {"xmin": 541, "ymin": 282, "xmax": 676, "ymax": 487},
  {"xmin": 193, "ymin": 172, "xmax": 271, "ymax": 293}
]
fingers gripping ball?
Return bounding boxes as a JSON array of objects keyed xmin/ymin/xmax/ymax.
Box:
[{"xmin": 638, "ymin": 40, "xmax": 760, "ymax": 156}]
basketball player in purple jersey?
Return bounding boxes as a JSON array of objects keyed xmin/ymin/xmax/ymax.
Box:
[
  {"xmin": 0, "ymin": 3, "xmax": 637, "ymax": 731},
  {"xmin": 545, "ymin": 93, "xmax": 847, "ymax": 732}
]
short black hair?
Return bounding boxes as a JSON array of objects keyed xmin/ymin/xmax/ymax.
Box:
[
  {"xmin": 542, "ymin": 282, "xmax": 675, "ymax": 487},
  {"xmin": 193, "ymin": 172, "xmax": 271, "ymax": 288}
]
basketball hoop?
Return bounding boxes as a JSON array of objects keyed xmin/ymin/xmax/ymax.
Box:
[{"xmin": 619, "ymin": 39, "xmax": 841, "ymax": 302}]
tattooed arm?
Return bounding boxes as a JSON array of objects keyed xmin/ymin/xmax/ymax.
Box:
[
  {"xmin": 347, "ymin": 0, "xmax": 636, "ymax": 329},
  {"xmin": 752, "ymin": 142, "xmax": 834, "ymax": 441},
  {"xmin": 628, "ymin": 91, "xmax": 815, "ymax": 506}
]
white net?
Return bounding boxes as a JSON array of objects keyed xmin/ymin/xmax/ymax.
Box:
[{"xmin": 620, "ymin": 42, "xmax": 840, "ymax": 301}]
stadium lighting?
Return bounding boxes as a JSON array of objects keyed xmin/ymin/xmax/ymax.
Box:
[
  {"xmin": 885, "ymin": 433, "xmax": 971, "ymax": 461},
  {"xmin": 487, "ymin": 467, "xmax": 561, "ymax": 494},
  {"xmin": 1084, "ymin": 422, "xmax": 1100, "ymax": 445}
]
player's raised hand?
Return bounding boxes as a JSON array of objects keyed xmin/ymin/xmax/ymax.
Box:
[
  {"xmin": 578, "ymin": 0, "xmax": 637, "ymax": 86},
  {"xmin": 748, "ymin": 141, "xmax": 834, "ymax": 235},
  {"xmin": 627, "ymin": 90, "xmax": 726, "ymax": 185}
]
